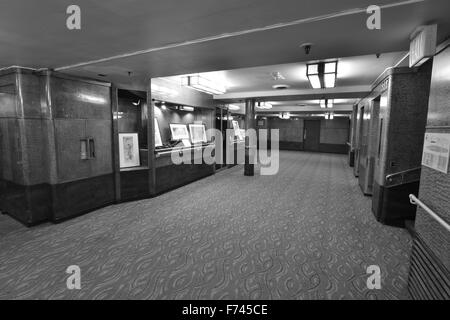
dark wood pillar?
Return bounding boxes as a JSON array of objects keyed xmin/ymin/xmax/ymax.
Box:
[
  {"xmin": 147, "ymin": 79, "xmax": 156, "ymax": 196},
  {"xmin": 244, "ymin": 99, "xmax": 256, "ymax": 176},
  {"xmin": 111, "ymin": 85, "xmax": 121, "ymax": 203}
]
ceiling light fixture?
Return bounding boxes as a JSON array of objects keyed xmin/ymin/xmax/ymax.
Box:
[
  {"xmin": 319, "ymin": 99, "xmax": 334, "ymax": 109},
  {"xmin": 256, "ymin": 102, "xmax": 273, "ymax": 110},
  {"xmin": 279, "ymin": 112, "xmax": 291, "ymax": 120},
  {"xmin": 180, "ymin": 106, "xmax": 194, "ymax": 112},
  {"xmin": 272, "ymin": 84, "xmax": 290, "ymax": 90},
  {"xmin": 228, "ymin": 104, "xmax": 240, "ymax": 111},
  {"xmin": 307, "ymin": 61, "xmax": 337, "ymax": 89},
  {"xmin": 324, "ymin": 112, "xmax": 334, "ymax": 120},
  {"xmin": 181, "ymin": 74, "xmax": 226, "ymax": 95}
]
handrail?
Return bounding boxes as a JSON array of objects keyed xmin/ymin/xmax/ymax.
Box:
[
  {"xmin": 409, "ymin": 194, "xmax": 450, "ymax": 233},
  {"xmin": 386, "ymin": 167, "xmax": 421, "ymax": 182}
]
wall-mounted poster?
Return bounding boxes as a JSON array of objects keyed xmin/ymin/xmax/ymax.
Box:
[
  {"xmin": 169, "ymin": 123, "xmax": 189, "ymax": 140},
  {"xmin": 189, "ymin": 124, "xmax": 207, "ymax": 144},
  {"xmin": 422, "ymin": 132, "xmax": 450, "ymax": 174},
  {"xmin": 154, "ymin": 119, "xmax": 163, "ymax": 147},
  {"xmin": 119, "ymin": 133, "xmax": 140, "ymax": 168}
]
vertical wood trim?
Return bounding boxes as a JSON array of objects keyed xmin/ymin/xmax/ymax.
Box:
[
  {"xmin": 111, "ymin": 85, "xmax": 121, "ymax": 203},
  {"xmin": 244, "ymin": 99, "xmax": 255, "ymax": 176},
  {"xmin": 147, "ymin": 79, "xmax": 156, "ymax": 196}
]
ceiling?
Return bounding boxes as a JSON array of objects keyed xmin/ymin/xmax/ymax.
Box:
[
  {"xmin": 162, "ymin": 51, "xmax": 406, "ymax": 95},
  {"xmin": 0, "ymin": 0, "xmax": 449, "ymax": 90}
]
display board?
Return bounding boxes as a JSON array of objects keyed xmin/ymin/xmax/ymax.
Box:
[{"xmin": 422, "ymin": 132, "xmax": 450, "ymax": 174}]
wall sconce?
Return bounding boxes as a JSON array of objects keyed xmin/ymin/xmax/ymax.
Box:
[{"xmin": 307, "ymin": 61, "xmax": 337, "ymax": 89}]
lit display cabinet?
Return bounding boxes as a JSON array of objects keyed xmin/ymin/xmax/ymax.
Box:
[{"xmin": 150, "ymin": 78, "xmax": 216, "ymax": 194}]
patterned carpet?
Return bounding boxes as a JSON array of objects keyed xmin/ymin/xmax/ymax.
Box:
[{"xmin": 0, "ymin": 151, "xmax": 412, "ymax": 300}]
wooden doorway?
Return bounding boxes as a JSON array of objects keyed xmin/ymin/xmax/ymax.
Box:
[{"xmin": 303, "ymin": 120, "xmax": 321, "ymax": 152}]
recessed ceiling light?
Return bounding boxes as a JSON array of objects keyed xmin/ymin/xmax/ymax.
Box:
[{"xmin": 272, "ymin": 84, "xmax": 290, "ymax": 90}]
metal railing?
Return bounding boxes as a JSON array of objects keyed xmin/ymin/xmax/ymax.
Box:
[
  {"xmin": 385, "ymin": 167, "xmax": 421, "ymax": 187},
  {"xmin": 409, "ymin": 194, "xmax": 450, "ymax": 233}
]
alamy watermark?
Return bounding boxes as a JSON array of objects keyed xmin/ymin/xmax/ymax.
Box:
[
  {"xmin": 66, "ymin": 265, "xmax": 81, "ymax": 290},
  {"xmin": 366, "ymin": 265, "xmax": 381, "ymax": 290},
  {"xmin": 170, "ymin": 128, "xmax": 280, "ymax": 176}
]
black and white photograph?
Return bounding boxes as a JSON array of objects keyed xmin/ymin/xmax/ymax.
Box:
[{"xmin": 0, "ymin": 0, "xmax": 449, "ymax": 308}]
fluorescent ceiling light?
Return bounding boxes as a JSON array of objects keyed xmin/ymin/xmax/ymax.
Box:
[
  {"xmin": 308, "ymin": 75, "xmax": 322, "ymax": 89},
  {"xmin": 279, "ymin": 112, "xmax": 290, "ymax": 119},
  {"xmin": 182, "ymin": 74, "xmax": 226, "ymax": 95},
  {"xmin": 324, "ymin": 74, "xmax": 336, "ymax": 88},
  {"xmin": 327, "ymin": 99, "xmax": 334, "ymax": 109},
  {"xmin": 180, "ymin": 106, "xmax": 194, "ymax": 112},
  {"xmin": 256, "ymin": 102, "xmax": 273, "ymax": 110},
  {"xmin": 228, "ymin": 104, "xmax": 240, "ymax": 111},
  {"xmin": 307, "ymin": 61, "xmax": 337, "ymax": 89},
  {"xmin": 319, "ymin": 99, "xmax": 333, "ymax": 108}
]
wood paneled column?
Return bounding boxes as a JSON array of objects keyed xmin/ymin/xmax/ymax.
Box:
[
  {"xmin": 244, "ymin": 99, "xmax": 256, "ymax": 176},
  {"xmin": 147, "ymin": 78, "xmax": 156, "ymax": 196}
]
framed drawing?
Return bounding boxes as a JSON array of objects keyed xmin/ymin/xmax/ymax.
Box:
[
  {"xmin": 118, "ymin": 133, "xmax": 140, "ymax": 168},
  {"xmin": 154, "ymin": 119, "xmax": 163, "ymax": 147},
  {"xmin": 189, "ymin": 124, "xmax": 207, "ymax": 144},
  {"xmin": 169, "ymin": 123, "xmax": 189, "ymax": 140},
  {"xmin": 232, "ymin": 120, "xmax": 244, "ymax": 140}
]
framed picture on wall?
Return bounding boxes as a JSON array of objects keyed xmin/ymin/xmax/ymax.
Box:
[
  {"xmin": 232, "ymin": 120, "xmax": 244, "ymax": 140},
  {"xmin": 169, "ymin": 123, "xmax": 189, "ymax": 140},
  {"xmin": 118, "ymin": 133, "xmax": 140, "ymax": 168},
  {"xmin": 154, "ymin": 119, "xmax": 163, "ymax": 147},
  {"xmin": 189, "ymin": 124, "xmax": 207, "ymax": 144}
]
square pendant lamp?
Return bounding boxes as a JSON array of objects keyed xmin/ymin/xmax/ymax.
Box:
[
  {"xmin": 307, "ymin": 61, "xmax": 337, "ymax": 89},
  {"xmin": 319, "ymin": 99, "xmax": 334, "ymax": 109}
]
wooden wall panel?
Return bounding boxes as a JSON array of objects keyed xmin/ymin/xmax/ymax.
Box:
[
  {"xmin": 18, "ymin": 72, "xmax": 43, "ymax": 119},
  {"xmin": 23, "ymin": 118, "xmax": 50, "ymax": 185},
  {"xmin": 86, "ymin": 119, "xmax": 113, "ymax": 176},
  {"xmin": 0, "ymin": 90, "xmax": 16, "ymax": 118},
  {"xmin": 320, "ymin": 118, "xmax": 349, "ymax": 145},
  {"xmin": 51, "ymin": 76, "xmax": 111, "ymax": 120}
]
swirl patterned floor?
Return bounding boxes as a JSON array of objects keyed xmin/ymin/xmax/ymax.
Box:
[{"xmin": 0, "ymin": 151, "xmax": 412, "ymax": 299}]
